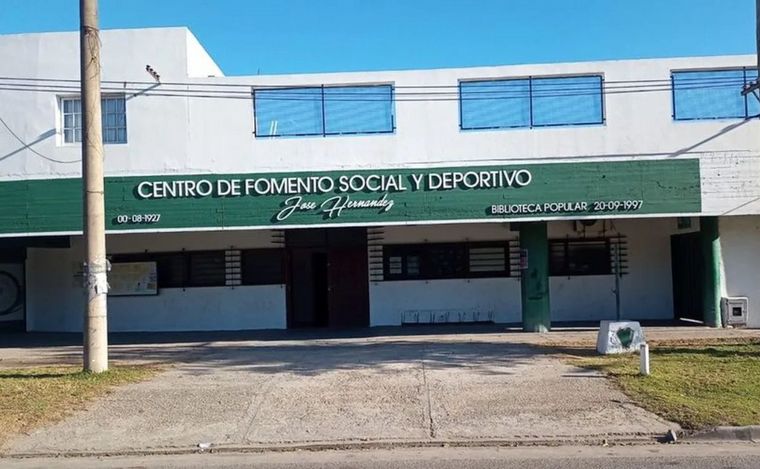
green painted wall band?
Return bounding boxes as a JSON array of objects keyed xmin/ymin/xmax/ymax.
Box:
[{"xmin": 0, "ymin": 159, "xmax": 701, "ymax": 235}]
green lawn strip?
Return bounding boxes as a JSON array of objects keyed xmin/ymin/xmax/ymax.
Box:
[
  {"xmin": 571, "ymin": 343, "xmax": 760, "ymax": 431},
  {"xmin": 0, "ymin": 365, "xmax": 159, "ymax": 448}
]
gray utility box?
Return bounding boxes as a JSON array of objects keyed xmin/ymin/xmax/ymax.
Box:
[{"xmin": 721, "ymin": 297, "xmax": 749, "ymax": 327}]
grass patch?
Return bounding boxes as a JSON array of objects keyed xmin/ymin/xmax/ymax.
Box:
[
  {"xmin": 0, "ymin": 365, "xmax": 159, "ymax": 448},
  {"xmin": 572, "ymin": 342, "xmax": 760, "ymax": 430}
]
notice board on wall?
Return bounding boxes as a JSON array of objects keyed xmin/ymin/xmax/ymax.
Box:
[{"xmin": 108, "ymin": 261, "xmax": 158, "ymax": 296}]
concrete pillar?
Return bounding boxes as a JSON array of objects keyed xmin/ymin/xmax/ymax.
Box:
[
  {"xmin": 519, "ymin": 222, "xmax": 551, "ymax": 332},
  {"xmin": 700, "ymin": 217, "xmax": 723, "ymax": 327}
]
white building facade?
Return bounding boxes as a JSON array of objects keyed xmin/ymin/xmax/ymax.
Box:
[{"xmin": 0, "ymin": 27, "xmax": 758, "ymax": 332}]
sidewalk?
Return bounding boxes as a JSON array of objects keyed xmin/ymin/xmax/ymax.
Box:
[{"xmin": 1, "ymin": 326, "xmax": 756, "ymax": 456}]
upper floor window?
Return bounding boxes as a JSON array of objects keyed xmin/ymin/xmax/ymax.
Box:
[
  {"xmin": 459, "ymin": 74, "xmax": 604, "ymax": 130},
  {"xmin": 61, "ymin": 96, "xmax": 127, "ymax": 144},
  {"xmin": 253, "ymin": 84, "xmax": 395, "ymax": 137},
  {"xmin": 672, "ymin": 68, "xmax": 759, "ymax": 120}
]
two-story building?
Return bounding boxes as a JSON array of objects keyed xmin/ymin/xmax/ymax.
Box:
[{"xmin": 0, "ymin": 27, "xmax": 758, "ymax": 332}]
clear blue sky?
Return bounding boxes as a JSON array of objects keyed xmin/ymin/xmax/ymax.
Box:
[{"xmin": 0, "ymin": 0, "xmax": 755, "ymax": 76}]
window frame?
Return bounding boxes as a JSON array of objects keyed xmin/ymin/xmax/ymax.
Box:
[
  {"xmin": 671, "ymin": 67, "xmax": 758, "ymax": 121},
  {"xmin": 252, "ymin": 83, "xmax": 396, "ymax": 138},
  {"xmin": 60, "ymin": 94, "xmax": 128, "ymax": 145},
  {"xmin": 458, "ymin": 73, "xmax": 605, "ymax": 131},
  {"xmin": 382, "ymin": 241, "xmax": 512, "ymax": 281},
  {"xmin": 548, "ymin": 237, "xmax": 612, "ymax": 277}
]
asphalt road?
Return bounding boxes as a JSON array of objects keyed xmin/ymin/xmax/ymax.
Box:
[{"xmin": 3, "ymin": 444, "xmax": 760, "ymax": 469}]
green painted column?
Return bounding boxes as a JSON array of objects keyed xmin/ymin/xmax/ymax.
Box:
[
  {"xmin": 519, "ymin": 222, "xmax": 551, "ymax": 332},
  {"xmin": 700, "ymin": 216, "xmax": 723, "ymax": 327}
]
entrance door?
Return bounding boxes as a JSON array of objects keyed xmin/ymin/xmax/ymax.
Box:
[
  {"xmin": 286, "ymin": 228, "xmax": 369, "ymax": 328},
  {"xmin": 328, "ymin": 248, "xmax": 370, "ymax": 327},
  {"xmin": 288, "ymin": 248, "xmax": 329, "ymax": 327},
  {"xmin": 671, "ymin": 232, "xmax": 704, "ymax": 321}
]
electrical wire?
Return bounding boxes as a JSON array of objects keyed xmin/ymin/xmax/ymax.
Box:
[
  {"xmin": 0, "ymin": 72, "xmax": 754, "ymax": 99},
  {"xmin": 0, "ymin": 71, "xmax": 753, "ymax": 88},
  {"xmin": 0, "ymin": 78, "xmax": 751, "ymax": 102},
  {"xmin": 0, "ymin": 115, "xmax": 80, "ymax": 164}
]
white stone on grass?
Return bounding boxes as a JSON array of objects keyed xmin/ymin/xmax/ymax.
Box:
[{"xmin": 596, "ymin": 320, "xmax": 646, "ymax": 354}]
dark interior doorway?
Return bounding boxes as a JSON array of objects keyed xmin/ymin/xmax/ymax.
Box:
[
  {"xmin": 671, "ymin": 232, "xmax": 704, "ymax": 322},
  {"xmin": 286, "ymin": 228, "xmax": 369, "ymax": 328}
]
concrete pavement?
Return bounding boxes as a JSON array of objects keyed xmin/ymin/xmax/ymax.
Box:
[
  {"xmin": 2, "ymin": 325, "xmax": 757, "ymax": 368},
  {"xmin": 0, "ymin": 329, "xmax": 682, "ymax": 456}
]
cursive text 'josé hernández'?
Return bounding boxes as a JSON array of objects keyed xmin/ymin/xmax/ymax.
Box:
[{"xmin": 276, "ymin": 193, "xmax": 394, "ymax": 221}]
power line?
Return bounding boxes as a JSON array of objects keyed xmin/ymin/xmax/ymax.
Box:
[
  {"xmin": 0, "ymin": 79, "xmax": 751, "ymax": 102},
  {"xmin": 0, "ymin": 73, "xmax": 753, "ymax": 94},
  {"xmin": 0, "ymin": 71, "xmax": 753, "ymax": 89}
]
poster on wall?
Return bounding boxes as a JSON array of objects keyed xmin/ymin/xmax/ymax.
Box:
[{"xmin": 108, "ymin": 262, "xmax": 158, "ymax": 296}]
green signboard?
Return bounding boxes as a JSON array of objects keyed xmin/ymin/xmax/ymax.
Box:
[{"xmin": 0, "ymin": 159, "xmax": 701, "ymax": 235}]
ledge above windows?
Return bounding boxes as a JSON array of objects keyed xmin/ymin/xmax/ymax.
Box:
[
  {"xmin": 459, "ymin": 74, "xmax": 605, "ymax": 131},
  {"xmin": 252, "ymin": 84, "xmax": 396, "ymax": 138}
]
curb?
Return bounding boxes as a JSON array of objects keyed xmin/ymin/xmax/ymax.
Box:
[
  {"xmin": 683, "ymin": 426, "xmax": 760, "ymax": 442},
  {"xmin": 0, "ymin": 433, "xmax": 664, "ymax": 459}
]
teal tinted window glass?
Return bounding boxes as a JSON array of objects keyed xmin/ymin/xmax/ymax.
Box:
[
  {"xmin": 673, "ymin": 69, "xmax": 755, "ymax": 120},
  {"xmin": 460, "ymin": 79, "xmax": 530, "ymax": 129},
  {"xmin": 531, "ymin": 76, "xmax": 603, "ymax": 126},
  {"xmin": 323, "ymin": 85, "xmax": 394, "ymax": 135},
  {"xmin": 460, "ymin": 75, "xmax": 603, "ymax": 130},
  {"xmin": 254, "ymin": 87, "xmax": 323, "ymax": 137}
]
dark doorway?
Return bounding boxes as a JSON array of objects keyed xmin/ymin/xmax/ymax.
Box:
[
  {"xmin": 671, "ymin": 232, "xmax": 704, "ymax": 322},
  {"xmin": 286, "ymin": 228, "xmax": 369, "ymax": 328},
  {"xmin": 0, "ymin": 248, "xmax": 26, "ymax": 331}
]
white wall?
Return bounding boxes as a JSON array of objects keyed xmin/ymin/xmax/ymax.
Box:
[
  {"xmin": 371, "ymin": 279, "xmax": 521, "ymax": 326},
  {"xmin": 26, "ymin": 230, "xmax": 287, "ymax": 332},
  {"xmin": 372, "ymin": 218, "xmax": 681, "ymax": 326},
  {"xmin": 547, "ymin": 218, "xmax": 677, "ymax": 322},
  {"xmin": 0, "ymin": 28, "xmax": 758, "ymax": 219},
  {"xmin": 720, "ymin": 216, "xmax": 760, "ymax": 328},
  {"xmin": 370, "ymin": 223, "xmax": 521, "ymax": 326},
  {"xmin": 107, "ymin": 286, "xmax": 285, "ymax": 332},
  {"xmin": 23, "ymin": 216, "xmax": 759, "ymax": 331}
]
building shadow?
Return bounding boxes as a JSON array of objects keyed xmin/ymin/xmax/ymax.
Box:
[{"xmin": 0, "ymin": 128, "xmax": 57, "ymax": 163}]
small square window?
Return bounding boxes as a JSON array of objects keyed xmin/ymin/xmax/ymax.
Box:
[{"xmin": 61, "ymin": 96, "xmax": 127, "ymax": 144}]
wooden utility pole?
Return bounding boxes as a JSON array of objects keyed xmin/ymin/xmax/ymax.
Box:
[
  {"xmin": 744, "ymin": 0, "xmax": 760, "ymax": 97},
  {"xmin": 80, "ymin": 0, "xmax": 108, "ymax": 373},
  {"xmin": 756, "ymin": 0, "xmax": 760, "ymax": 79}
]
